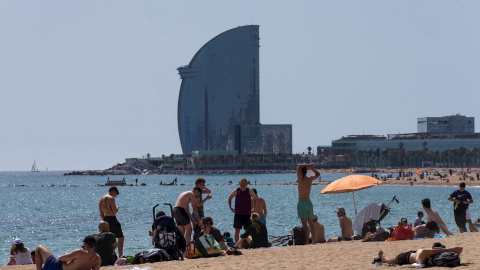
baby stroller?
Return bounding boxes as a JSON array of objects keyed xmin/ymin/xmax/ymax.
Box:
[
  {"xmin": 353, "ymin": 196, "xmax": 399, "ymax": 237},
  {"xmin": 152, "ymin": 203, "xmax": 186, "ymax": 260}
]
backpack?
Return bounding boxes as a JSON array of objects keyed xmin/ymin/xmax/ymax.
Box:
[
  {"xmin": 427, "ymin": 251, "xmax": 461, "ymax": 267},
  {"xmin": 195, "ymin": 234, "xmax": 223, "ymax": 257},
  {"xmin": 134, "ymin": 248, "xmax": 169, "ymax": 264},
  {"xmin": 292, "ymin": 226, "xmax": 307, "ymax": 245},
  {"xmin": 363, "ymin": 228, "xmax": 391, "ymax": 242}
]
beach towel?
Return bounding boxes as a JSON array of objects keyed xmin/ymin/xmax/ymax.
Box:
[{"xmin": 353, "ymin": 203, "xmax": 382, "ymax": 234}]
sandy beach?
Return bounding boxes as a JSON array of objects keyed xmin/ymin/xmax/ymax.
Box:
[{"xmin": 2, "ymin": 232, "xmax": 479, "ymax": 270}]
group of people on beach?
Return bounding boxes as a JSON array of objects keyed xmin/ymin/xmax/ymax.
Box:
[{"xmin": 6, "ymin": 164, "xmax": 478, "ymax": 269}]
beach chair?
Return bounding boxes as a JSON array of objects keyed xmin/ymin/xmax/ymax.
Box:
[
  {"xmin": 152, "ymin": 203, "xmax": 186, "ymax": 260},
  {"xmin": 354, "ymin": 196, "xmax": 399, "ymax": 237}
]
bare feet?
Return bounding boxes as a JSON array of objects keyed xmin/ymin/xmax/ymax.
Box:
[{"xmin": 378, "ymin": 250, "xmax": 385, "ymax": 262}]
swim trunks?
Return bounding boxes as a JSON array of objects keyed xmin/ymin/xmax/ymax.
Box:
[
  {"xmin": 297, "ymin": 200, "xmax": 314, "ymax": 219},
  {"xmin": 43, "ymin": 255, "xmax": 63, "ymax": 270},
  {"xmin": 173, "ymin": 207, "xmax": 190, "ymax": 226},
  {"xmin": 259, "ymin": 215, "xmax": 266, "ymax": 225},
  {"xmin": 104, "ymin": 216, "xmax": 124, "ymax": 238},
  {"xmin": 397, "ymin": 251, "xmax": 415, "ymax": 265},
  {"xmin": 233, "ymin": 214, "xmax": 252, "ymax": 230}
]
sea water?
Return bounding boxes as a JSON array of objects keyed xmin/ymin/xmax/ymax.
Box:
[{"xmin": 1, "ymin": 171, "xmax": 479, "ymax": 264}]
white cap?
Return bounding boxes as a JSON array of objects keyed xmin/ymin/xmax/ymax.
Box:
[{"xmin": 14, "ymin": 238, "xmax": 22, "ymax": 244}]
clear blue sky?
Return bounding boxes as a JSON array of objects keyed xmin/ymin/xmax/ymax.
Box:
[{"xmin": 1, "ymin": 1, "xmax": 479, "ymax": 171}]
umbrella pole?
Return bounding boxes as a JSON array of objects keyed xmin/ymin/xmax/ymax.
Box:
[{"xmin": 353, "ymin": 192, "xmax": 357, "ymax": 216}]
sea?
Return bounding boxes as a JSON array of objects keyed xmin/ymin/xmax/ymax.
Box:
[{"xmin": 1, "ymin": 171, "xmax": 479, "ymax": 264}]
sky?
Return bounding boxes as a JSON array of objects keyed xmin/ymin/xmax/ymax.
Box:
[{"xmin": 1, "ymin": 1, "xmax": 480, "ymax": 171}]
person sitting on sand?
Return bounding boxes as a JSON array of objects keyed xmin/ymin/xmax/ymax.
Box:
[
  {"xmin": 414, "ymin": 211, "xmax": 425, "ymax": 227},
  {"xmin": 35, "ymin": 236, "xmax": 101, "ymax": 270},
  {"xmin": 414, "ymin": 221, "xmax": 440, "ymax": 238},
  {"xmin": 234, "ymin": 213, "xmax": 271, "ymax": 249},
  {"xmin": 92, "ymin": 221, "xmax": 117, "ymax": 266},
  {"xmin": 195, "ymin": 216, "xmax": 230, "ymax": 250},
  {"xmin": 327, "ymin": 207, "xmax": 354, "ymax": 242},
  {"xmin": 7, "ymin": 238, "xmax": 33, "ymax": 265},
  {"xmin": 223, "ymin": 232, "xmax": 235, "ymax": 248},
  {"xmin": 310, "ymin": 214, "xmax": 325, "ymax": 243},
  {"xmin": 378, "ymin": 242, "xmax": 462, "ymax": 266},
  {"xmin": 421, "ymin": 198, "xmax": 453, "ymax": 236}
]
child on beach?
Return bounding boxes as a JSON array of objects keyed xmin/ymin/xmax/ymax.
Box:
[
  {"xmin": 7, "ymin": 238, "xmax": 33, "ymax": 265},
  {"xmin": 414, "ymin": 211, "xmax": 425, "ymax": 227}
]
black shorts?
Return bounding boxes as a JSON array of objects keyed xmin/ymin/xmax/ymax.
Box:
[
  {"xmin": 104, "ymin": 216, "xmax": 124, "ymax": 238},
  {"xmin": 173, "ymin": 207, "xmax": 190, "ymax": 226},
  {"xmin": 233, "ymin": 214, "xmax": 252, "ymax": 230},
  {"xmin": 397, "ymin": 251, "xmax": 414, "ymax": 265},
  {"xmin": 454, "ymin": 208, "xmax": 467, "ymax": 231}
]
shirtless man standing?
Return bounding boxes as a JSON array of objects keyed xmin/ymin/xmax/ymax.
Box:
[
  {"xmin": 193, "ymin": 178, "xmax": 212, "ymax": 223},
  {"xmin": 327, "ymin": 207, "xmax": 354, "ymax": 242},
  {"xmin": 35, "ymin": 236, "xmax": 101, "ymax": 270},
  {"xmin": 422, "ymin": 198, "xmax": 454, "ymax": 236},
  {"xmin": 173, "ymin": 187, "xmax": 202, "ymax": 243},
  {"xmin": 252, "ymin": 188, "xmax": 267, "ymax": 224},
  {"xmin": 98, "ymin": 186, "xmax": 124, "ymax": 257},
  {"xmin": 297, "ymin": 163, "xmax": 320, "ymax": 244}
]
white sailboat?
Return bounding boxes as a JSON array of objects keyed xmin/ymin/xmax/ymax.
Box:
[{"xmin": 31, "ymin": 160, "xmax": 39, "ymax": 172}]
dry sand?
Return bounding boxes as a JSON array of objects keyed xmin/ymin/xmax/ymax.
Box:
[{"xmin": 2, "ymin": 232, "xmax": 479, "ymax": 270}]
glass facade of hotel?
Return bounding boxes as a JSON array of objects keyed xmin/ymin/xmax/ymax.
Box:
[{"xmin": 177, "ymin": 26, "xmax": 261, "ymax": 154}]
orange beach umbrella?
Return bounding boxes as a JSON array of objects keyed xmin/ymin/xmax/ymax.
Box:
[{"xmin": 321, "ymin": 175, "xmax": 383, "ymax": 215}]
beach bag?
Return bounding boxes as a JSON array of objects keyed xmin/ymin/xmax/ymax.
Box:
[
  {"xmin": 427, "ymin": 251, "xmax": 460, "ymax": 267},
  {"xmin": 185, "ymin": 241, "xmax": 202, "ymax": 259},
  {"xmin": 392, "ymin": 226, "xmax": 414, "ymax": 240},
  {"xmin": 195, "ymin": 234, "xmax": 223, "ymax": 257},
  {"xmin": 363, "ymin": 227, "xmax": 390, "ymax": 242},
  {"xmin": 292, "ymin": 226, "xmax": 307, "ymax": 245},
  {"xmin": 134, "ymin": 249, "xmax": 169, "ymax": 264}
]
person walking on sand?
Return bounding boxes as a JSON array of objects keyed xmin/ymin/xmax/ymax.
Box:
[
  {"xmin": 192, "ymin": 177, "xmax": 212, "ymax": 223},
  {"xmin": 228, "ymin": 178, "xmax": 257, "ymax": 242},
  {"xmin": 252, "ymin": 188, "xmax": 267, "ymax": 224},
  {"xmin": 297, "ymin": 163, "xmax": 320, "ymax": 244},
  {"xmin": 173, "ymin": 187, "xmax": 202, "ymax": 243},
  {"xmin": 422, "ymin": 198, "xmax": 453, "ymax": 236},
  {"xmin": 448, "ymin": 182, "xmax": 473, "ymax": 233},
  {"xmin": 35, "ymin": 236, "xmax": 101, "ymax": 270},
  {"xmin": 327, "ymin": 207, "xmax": 354, "ymax": 242},
  {"xmin": 98, "ymin": 186, "xmax": 124, "ymax": 257}
]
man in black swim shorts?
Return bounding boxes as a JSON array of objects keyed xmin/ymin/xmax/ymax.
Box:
[
  {"xmin": 173, "ymin": 187, "xmax": 202, "ymax": 243},
  {"xmin": 98, "ymin": 186, "xmax": 124, "ymax": 257},
  {"xmin": 378, "ymin": 243, "xmax": 463, "ymax": 266}
]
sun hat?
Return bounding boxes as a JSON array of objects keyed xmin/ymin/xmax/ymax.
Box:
[{"xmin": 14, "ymin": 238, "xmax": 22, "ymax": 244}]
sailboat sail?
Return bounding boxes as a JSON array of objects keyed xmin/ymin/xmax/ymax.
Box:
[{"xmin": 31, "ymin": 160, "xmax": 39, "ymax": 172}]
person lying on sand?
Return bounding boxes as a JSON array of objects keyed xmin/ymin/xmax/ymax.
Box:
[
  {"xmin": 35, "ymin": 236, "xmax": 101, "ymax": 270},
  {"xmin": 378, "ymin": 242, "xmax": 462, "ymax": 266}
]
